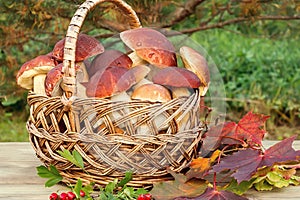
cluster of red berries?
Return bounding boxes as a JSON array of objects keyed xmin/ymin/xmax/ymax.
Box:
[{"xmin": 49, "ymin": 190, "xmax": 85, "ymax": 200}]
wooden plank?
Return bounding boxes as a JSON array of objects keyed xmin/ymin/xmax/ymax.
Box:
[{"xmin": 0, "ymin": 141, "xmax": 299, "ymax": 200}]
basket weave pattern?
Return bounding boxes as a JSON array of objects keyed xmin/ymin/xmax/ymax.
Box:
[{"xmin": 27, "ymin": 0, "xmax": 204, "ymax": 187}]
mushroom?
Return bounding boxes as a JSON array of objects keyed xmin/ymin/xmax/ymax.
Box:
[
  {"xmin": 131, "ymin": 83, "xmax": 172, "ymax": 135},
  {"xmin": 120, "ymin": 28, "xmax": 177, "ymax": 68},
  {"xmin": 152, "ymin": 66, "xmax": 201, "ymax": 97},
  {"xmin": 127, "ymin": 51, "xmax": 147, "ymax": 67},
  {"xmin": 152, "ymin": 67, "xmax": 201, "ymax": 132},
  {"xmin": 131, "ymin": 83, "xmax": 171, "ymax": 103},
  {"xmin": 179, "ymin": 46, "xmax": 210, "ymax": 96},
  {"xmin": 16, "ymin": 54, "xmax": 56, "ymax": 95},
  {"xmin": 52, "ymin": 33, "xmax": 105, "ymax": 83},
  {"xmin": 86, "ymin": 66, "xmax": 136, "ymax": 98},
  {"xmin": 88, "ymin": 49, "xmax": 133, "ymax": 77},
  {"xmin": 44, "ymin": 63, "xmax": 86, "ymax": 97}
]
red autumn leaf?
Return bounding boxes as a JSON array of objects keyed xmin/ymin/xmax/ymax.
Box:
[
  {"xmin": 212, "ymin": 135, "xmax": 300, "ymax": 183},
  {"xmin": 201, "ymin": 112, "xmax": 269, "ymax": 155},
  {"xmin": 174, "ymin": 187, "xmax": 249, "ymax": 200}
]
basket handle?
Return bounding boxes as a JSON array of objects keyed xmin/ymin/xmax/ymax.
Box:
[{"xmin": 62, "ymin": 0, "xmax": 141, "ymax": 98}]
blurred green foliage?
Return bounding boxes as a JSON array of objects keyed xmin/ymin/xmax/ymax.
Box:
[{"xmin": 0, "ymin": 0, "xmax": 300, "ymax": 141}]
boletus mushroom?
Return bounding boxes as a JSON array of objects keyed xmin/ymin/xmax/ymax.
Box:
[
  {"xmin": 44, "ymin": 63, "xmax": 85, "ymax": 97},
  {"xmin": 88, "ymin": 49, "xmax": 132, "ymax": 77},
  {"xmin": 120, "ymin": 28, "xmax": 177, "ymax": 68},
  {"xmin": 86, "ymin": 66, "xmax": 136, "ymax": 98},
  {"xmin": 180, "ymin": 46, "xmax": 210, "ymax": 96},
  {"xmin": 16, "ymin": 54, "xmax": 56, "ymax": 95},
  {"xmin": 152, "ymin": 67, "xmax": 201, "ymax": 131},
  {"xmin": 52, "ymin": 33, "xmax": 105, "ymax": 83},
  {"xmin": 131, "ymin": 83, "xmax": 172, "ymax": 135},
  {"xmin": 152, "ymin": 66, "xmax": 201, "ymax": 98}
]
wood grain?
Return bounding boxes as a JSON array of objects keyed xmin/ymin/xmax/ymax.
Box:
[{"xmin": 0, "ymin": 141, "xmax": 299, "ymax": 200}]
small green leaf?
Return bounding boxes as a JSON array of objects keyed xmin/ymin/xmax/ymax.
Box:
[
  {"xmin": 225, "ymin": 179, "xmax": 255, "ymax": 195},
  {"xmin": 45, "ymin": 178, "xmax": 62, "ymax": 187},
  {"xmin": 254, "ymin": 180, "xmax": 273, "ymax": 191},
  {"xmin": 73, "ymin": 179, "xmax": 83, "ymax": 198},
  {"xmin": 135, "ymin": 188, "xmax": 149, "ymax": 195},
  {"xmin": 266, "ymin": 171, "xmax": 282, "ymax": 183},
  {"xmin": 72, "ymin": 150, "xmax": 84, "ymax": 169},
  {"xmin": 105, "ymin": 179, "xmax": 118, "ymax": 193},
  {"xmin": 58, "ymin": 149, "xmax": 84, "ymax": 169},
  {"xmin": 36, "ymin": 165, "xmax": 63, "ymax": 187},
  {"xmin": 118, "ymin": 171, "xmax": 132, "ymax": 187}
]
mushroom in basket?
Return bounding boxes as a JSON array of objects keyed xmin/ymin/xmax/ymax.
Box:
[
  {"xmin": 179, "ymin": 46, "xmax": 210, "ymax": 97},
  {"xmin": 131, "ymin": 83, "xmax": 172, "ymax": 135},
  {"xmin": 52, "ymin": 33, "xmax": 105, "ymax": 83},
  {"xmin": 120, "ymin": 27, "xmax": 177, "ymax": 80},
  {"xmin": 44, "ymin": 63, "xmax": 85, "ymax": 97},
  {"xmin": 152, "ymin": 67, "xmax": 202, "ymax": 132},
  {"xmin": 16, "ymin": 54, "xmax": 56, "ymax": 95},
  {"xmin": 87, "ymin": 49, "xmax": 132, "ymax": 77}
]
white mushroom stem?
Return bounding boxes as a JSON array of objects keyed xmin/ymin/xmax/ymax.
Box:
[
  {"xmin": 33, "ymin": 74, "xmax": 47, "ymax": 95},
  {"xmin": 76, "ymin": 62, "xmax": 89, "ymax": 83},
  {"xmin": 128, "ymin": 51, "xmax": 147, "ymax": 67},
  {"xmin": 110, "ymin": 91, "xmax": 135, "ymax": 127},
  {"xmin": 171, "ymin": 87, "xmax": 193, "ymax": 99}
]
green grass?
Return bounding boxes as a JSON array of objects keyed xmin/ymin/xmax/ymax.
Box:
[
  {"xmin": 0, "ymin": 115, "xmax": 28, "ymax": 142},
  {"xmin": 191, "ymin": 29, "xmax": 300, "ymax": 139}
]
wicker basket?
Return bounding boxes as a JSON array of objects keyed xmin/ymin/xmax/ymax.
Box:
[{"xmin": 27, "ymin": 0, "xmax": 204, "ymax": 188}]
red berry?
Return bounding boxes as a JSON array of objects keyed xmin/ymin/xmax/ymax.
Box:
[
  {"xmin": 144, "ymin": 194, "xmax": 152, "ymax": 200},
  {"xmin": 80, "ymin": 190, "xmax": 85, "ymax": 197},
  {"xmin": 60, "ymin": 192, "xmax": 69, "ymax": 200},
  {"xmin": 67, "ymin": 191, "xmax": 76, "ymax": 200},
  {"xmin": 49, "ymin": 192, "xmax": 58, "ymax": 200},
  {"xmin": 137, "ymin": 194, "xmax": 151, "ymax": 200}
]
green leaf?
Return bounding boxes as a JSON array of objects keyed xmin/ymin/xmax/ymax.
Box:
[
  {"xmin": 135, "ymin": 188, "xmax": 149, "ymax": 195},
  {"xmin": 57, "ymin": 149, "xmax": 84, "ymax": 169},
  {"xmin": 73, "ymin": 179, "xmax": 83, "ymax": 198},
  {"xmin": 266, "ymin": 171, "xmax": 282, "ymax": 183},
  {"xmin": 254, "ymin": 180, "xmax": 273, "ymax": 191},
  {"xmin": 81, "ymin": 182, "xmax": 95, "ymax": 198},
  {"xmin": 123, "ymin": 187, "xmax": 134, "ymax": 198},
  {"xmin": 36, "ymin": 165, "xmax": 63, "ymax": 187},
  {"xmin": 72, "ymin": 150, "xmax": 84, "ymax": 169},
  {"xmin": 225, "ymin": 179, "xmax": 255, "ymax": 195},
  {"xmin": 118, "ymin": 171, "xmax": 133, "ymax": 187},
  {"xmin": 45, "ymin": 178, "xmax": 62, "ymax": 187},
  {"xmin": 105, "ymin": 179, "xmax": 118, "ymax": 194}
]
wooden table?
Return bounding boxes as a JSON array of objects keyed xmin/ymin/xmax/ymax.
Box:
[{"xmin": 0, "ymin": 141, "xmax": 299, "ymax": 200}]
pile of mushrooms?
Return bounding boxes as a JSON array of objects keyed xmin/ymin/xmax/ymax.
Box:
[{"xmin": 16, "ymin": 28, "xmax": 210, "ymax": 135}]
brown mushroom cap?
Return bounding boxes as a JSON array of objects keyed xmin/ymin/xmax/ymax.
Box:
[
  {"xmin": 131, "ymin": 83, "xmax": 171, "ymax": 102},
  {"xmin": 44, "ymin": 63, "xmax": 64, "ymax": 96},
  {"xmin": 120, "ymin": 28, "xmax": 177, "ymax": 67},
  {"xmin": 16, "ymin": 54, "xmax": 56, "ymax": 90},
  {"xmin": 52, "ymin": 33, "xmax": 104, "ymax": 62},
  {"xmin": 88, "ymin": 49, "xmax": 132, "ymax": 77},
  {"xmin": 152, "ymin": 67, "xmax": 201, "ymax": 88},
  {"xmin": 86, "ymin": 66, "xmax": 136, "ymax": 98},
  {"xmin": 45, "ymin": 63, "xmax": 81, "ymax": 96},
  {"xmin": 180, "ymin": 46, "xmax": 210, "ymax": 95}
]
